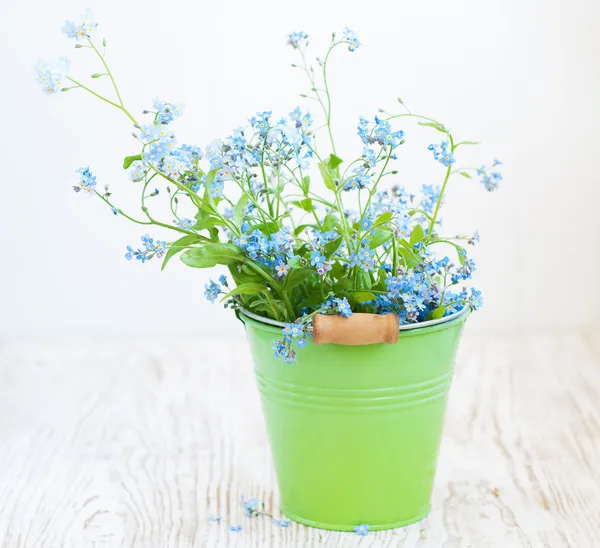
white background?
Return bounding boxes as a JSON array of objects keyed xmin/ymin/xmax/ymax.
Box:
[{"xmin": 1, "ymin": 0, "xmax": 598, "ymax": 336}]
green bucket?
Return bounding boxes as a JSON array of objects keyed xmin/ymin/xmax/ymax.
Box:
[{"xmin": 239, "ymin": 309, "xmax": 468, "ymax": 531}]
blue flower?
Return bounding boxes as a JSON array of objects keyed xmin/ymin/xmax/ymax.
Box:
[
  {"xmin": 242, "ymin": 496, "xmax": 261, "ymax": 517},
  {"xmin": 296, "ymin": 338, "xmax": 308, "ymax": 349},
  {"xmin": 208, "ymin": 514, "xmax": 222, "ymax": 523},
  {"xmin": 178, "ymin": 218, "xmax": 194, "ymax": 230},
  {"xmin": 250, "ymin": 111, "xmax": 272, "ymax": 135},
  {"xmin": 111, "ymin": 208, "xmax": 118, "ymax": 215},
  {"xmin": 139, "ymin": 125, "xmax": 159, "ymax": 143},
  {"xmin": 360, "ymin": 217, "xmax": 373, "ymax": 231},
  {"xmin": 284, "ymin": 324, "xmax": 303, "ymax": 338},
  {"xmin": 273, "ymin": 519, "xmax": 291, "ymax": 528},
  {"xmin": 492, "ymin": 158, "xmax": 502, "ymax": 166},
  {"xmin": 151, "ymin": 98, "xmax": 183, "ymax": 124},
  {"xmin": 211, "ymin": 180, "xmax": 225, "ymax": 198},
  {"xmin": 73, "ymin": 167, "xmax": 97, "ymax": 195},
  {"xmin": 363, "ymin": 147, "xmax": 377, "ymax": 168},
  {"xmin": 343, "ymin": 28, "xmax": 361, "ymax": 52},
  {"xmin": 310, "ymin": 250, "xmax": 325, "ymax": 267},
  {"xmin": 344, "ymin": 167, "xmax": 371, "ymax": 191},
  {"xmin": 289, "ymin": 106, "xmax": 302, "ymax": 122},
  {"xmin": 476, "ymin": 165, "xmax": 502, "ymax": 191},
  {"xmin": 141, "ymin": 234, "xmax": 154, "ymax": 249},
  {"xmin": 421, "ymin": 184, "xmax": 441, "ymax": 214},
  {"xmin": 35, "ymin": 57, "xmax": 69, "ymax": 95},
  {"xmin": 229, "ymin": 525, "xmax": 242, "ymax": 532},
  {"xmin": 354, "ymin": 523, "xmax": 369, "ymax": 536},
  {"xmin": 130, "ymin": 161, "xmax": 146, "ymax": 181},
  {"xmin": 428, "ymin": 141, "xmax": 455, "ymax": 167},
  {"xmin": 470, "ymin": 288, "xmax": 483, "ymax": 310},
  {"xmin": 218, "ymin": 274, "xmax": 228, "ymax": 286},
  {"xmin": 439, "ymin": 150, "xmax": 456, "ymax": 167},
  {"xmin": 334, "ymin": 297, "xmax": 352, "ymax": 317},
  {"xmin": 154, "ymin": 240, "xmax": 167, "ymax": 258},
  {"xmin": 124, "ymin": 235, "xmax": 165, "ymax": 264},
  {"xmin": 204, "ymin": 280, "xmax": 222, "ymax": 303},
  {"xmin": 62, "ymin": 9, "xmax": 97, "ymax": 41},
  {"xmin": 275, "ymin": 262, "xmax": 290, "ymax": 278},
  {"xmin": 288, "ymin": 31, "xmax": 308, "ymax": 48}
]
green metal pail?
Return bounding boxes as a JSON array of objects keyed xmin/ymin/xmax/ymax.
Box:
[{"xmin": 239, "ymin": 309, "xmax": 468, "ymax": 531}]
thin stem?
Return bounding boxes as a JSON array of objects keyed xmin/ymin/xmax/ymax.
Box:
[
  {"xmin": 321, "ymin": 42, "xmax": 345, "ymax": 154},
  {"xmin": 427, "ymin": 135, "xmax": 455, "ymax": 236},
  {"xmin": 94, "ymin": 191, "xmax": 152, "ymax": 225},
  {"xmin": 66, "ymin": 77, "xmax": 121, "ymax": 109},
  {"xmin": 88, "ymin": 39, "xmax": 137, "ymax": 124}
]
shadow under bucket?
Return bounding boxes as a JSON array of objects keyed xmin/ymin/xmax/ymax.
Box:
[{"xmin": 239, "ymin": 309, "xmax": 469, "ymax": 531}]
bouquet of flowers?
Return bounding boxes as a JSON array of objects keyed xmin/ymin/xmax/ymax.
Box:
[{"xmin": 36, "ymin": 12, "xmax": 501, "ymax": 363}]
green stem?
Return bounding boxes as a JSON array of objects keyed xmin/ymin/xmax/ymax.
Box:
[
  {"xmin": 95, "ymin": 191, "xmax": 152, "ymax": 225},
  {"xmin": 66, "ymin": 77, "xmax": 120, "ymax": 109},
  {"xmin": 427, "ymin": 136, "xmax": 455, "ymax": 236},
  {"xmin": 321, "ymin": 42, "xmax": 345, "ymax": 154},
  {"xmin": 243, "ymin": 260, "xmax": 295, "ymax": 320},
  {"xmin": 88, "ymin": 39, "xmax": 137, "ymax": 125}
]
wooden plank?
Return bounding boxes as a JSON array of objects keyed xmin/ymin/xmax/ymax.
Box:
[{"xmin": 0, "ymin": 331, "xmax": 598, "ymax": 547}]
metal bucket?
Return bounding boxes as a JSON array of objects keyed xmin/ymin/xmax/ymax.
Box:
[{"xmin": 239, "ymin": 308, "xmax": 468, "ymax": 531}]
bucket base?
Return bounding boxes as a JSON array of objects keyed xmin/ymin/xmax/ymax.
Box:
[{"xmin": 281, "ymin": 503, "xmax": 431, "ymax": 532}]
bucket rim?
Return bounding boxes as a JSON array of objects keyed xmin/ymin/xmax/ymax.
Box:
[{"xmin": 238, "ymin": 306, "xmax": 469, "ymax": 337}]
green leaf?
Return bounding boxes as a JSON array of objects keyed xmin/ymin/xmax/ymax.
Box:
[
  {"xmin": 318, "ymin": 162, "xmax": 336, "ymax": 191},
  {"xmin": 291, "ymin": 198, "xmax": 313, "ymax": 212},
  {"xmin": 454, "ymin": 141, "xmax": 481, "ymax": 148},
  {"xmin": 331, "ymin": 261, "xmax": 346, "ymax": 280},
  {"xmin": 300, "ymin": 291, "xmax": 326, "ymax": 308},
  {"xmin": 91, "ymin": 73, "xmax": 104, "ymax": 79},
  {"xmin": 368, "ymin": 229, "xmax": 393, "ymax": 250},
  {"xmin": 194, "ymin": 209, "xmax": 211, "ymax": 222},
  {"xmin": 246, "ymin": 221, "xmax": 279, "ymax": 235},
  {"xmin": 417, "ymin": 121, "xmax": 448, "ymax": 133},
  {"xmin": 233, "ymin": 194, "xmax": 249, "ymax": 228},
  {"xmin": 459, "ymin": 172, "xmax": 473, "ymax": 179},
  {"xmin": 287, "ymin": 256, "xmax": 303, "ymax": 269},
  {"xmin": 123, "ymin": 154, "xmax": 142, "ymax": 169},
  {"xmin": 161, "ymin": 235, "xmax": 203, "ymax": 271},
  {"xmin": 301, "ymin": 175, "xmax": 311, "ymax": 194},
  {"xmin": 428, "ymin": 306, "xmax": 446, "ymax": 320},
  {"xmin": 410, "ymin": 225, "xmax": 425, "ymax": 245},
  {"xmin": 180, "ymin": 243, "xmax": 243, "ymax": 268},
  {"xmin": 208, "ymin": 227, "xmax": 220, "ymax": 242},
  {"xmin": 358, "ymin": 271, "xmax": 372, "ymax": 290},
  {"xmin": 326, "ymin": 154, "xmax": 344, "ymax": 170},
  {"xmin": 352, "ymin": 291, "xmax": 376, "ymax": 303},
  {"xmin": 192, "ymin": 217, "xmax": 221, "ymax": 230},
  {"xmin": 373, "ymin": 211, "xmax": 393, "ymax": 228},
  {"xmin": 220, "ymin": 282, "xmax": 266, "ymax": 302},
  {"xmin": 204, "ymin": 169, "xmax": 218, "ymax": 186},
  {"xmin": 322, "ymin": 211, "xmax": 338, "ymax": 231},
  {"xmin": 323, "ymin": 237, "xmax": 343, "ymax": 259},
  {"xmin": 335, "ymin": 277, "xmax": 353, "ymax": 291},
  {"xmin": 294, "ymin": 223, "xmax": 313, "ymax": 237},
  {"xmin": 284, "ymin": 268, "xmax": 313, "ymax": 290},
  {"xmin": 372, "ymin": 268, "xmax": 388, "ymax": 291},
  {"xmin": 397, "ymin": 246, "xmax": 420, "ymax": 268}
]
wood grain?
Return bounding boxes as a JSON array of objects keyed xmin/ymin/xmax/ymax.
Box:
[{"xmin": 0, "ymin": 329, "xmax": 599, "ymax": 547}]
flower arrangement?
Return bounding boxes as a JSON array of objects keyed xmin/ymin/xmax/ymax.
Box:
[{"xmin": 37, "ymin": 12, "xmax": 501, "ymax": 363}]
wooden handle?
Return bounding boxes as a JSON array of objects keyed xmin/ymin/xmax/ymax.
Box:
[{"xmin": 312, "ymin": 313, "xmax": 399, "ymax": 345}]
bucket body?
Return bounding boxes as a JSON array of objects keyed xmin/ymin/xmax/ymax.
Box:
[{"xmin": 240, "ymin": 311, "xmax": 468, "ymax": 531}]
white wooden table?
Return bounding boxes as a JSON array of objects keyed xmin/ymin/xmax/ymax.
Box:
[{"xmin": 1, "ymin": 329, "xmax": 599, "ymax": 547}]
